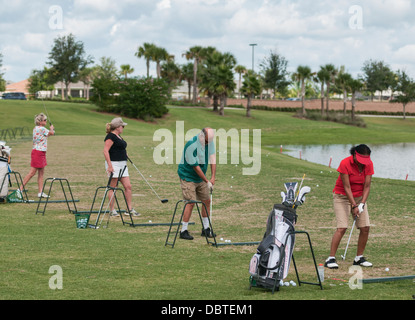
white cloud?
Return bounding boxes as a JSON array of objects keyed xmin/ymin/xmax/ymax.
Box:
[{"xmin": 2, "ymin": 0, "xmax": 415, "ymax": 81}]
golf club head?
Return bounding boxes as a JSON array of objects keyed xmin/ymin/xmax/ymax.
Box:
[
  {"xmin": 161, "ymin": 199, "xmax": 169, "ymax": 204},
  {"xmin": 298, "ymin": 186, "xmax": 311, "ymax": 204},
  {"xmin": 284, "ymin": 182, "xmax": 298, "ymax": 202}
]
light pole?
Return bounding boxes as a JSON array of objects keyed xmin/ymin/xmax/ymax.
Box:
[{"xmin": 249, "ymin": 43, "xmax": 257, "ymax": 72}]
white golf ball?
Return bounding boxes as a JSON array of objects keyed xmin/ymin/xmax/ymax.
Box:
[
  {"xmin": 385, "ymin": 267, "xmax": 389, "ymax": 272},
  {"xmin": 148, "ymin": 220, "xmax": 152, "ymax": 223},
  {"xmin": 220, "ymin": 238, "xmax": 224, "ymax": 241}
]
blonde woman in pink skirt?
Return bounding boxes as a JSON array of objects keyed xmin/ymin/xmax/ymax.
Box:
[{"xmin": 19, "ymin": 113, "xmax": 55, "ymax": 198}]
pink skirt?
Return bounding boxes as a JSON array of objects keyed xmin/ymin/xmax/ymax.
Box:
[{"xmin": 31, "ymin": 149, "xmax": 47, "ymax": 168}]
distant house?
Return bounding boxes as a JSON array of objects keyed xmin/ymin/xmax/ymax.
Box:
[
  {"xmin": 53, "ymin": 81, "xmax": 92, "ymax": 99},
  {"xmin": 5, "ymin": 79, "xmax": 30, "ymax": 96}
]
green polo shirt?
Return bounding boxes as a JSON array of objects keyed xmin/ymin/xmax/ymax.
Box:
[{"xmin": 178, "ymin": 135, "xmax": 215, "ymax": 183}]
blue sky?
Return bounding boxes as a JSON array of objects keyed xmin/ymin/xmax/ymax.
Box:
[{"xmin": 1, "ymin": 0, "xmax": 415, "ymax": 82}]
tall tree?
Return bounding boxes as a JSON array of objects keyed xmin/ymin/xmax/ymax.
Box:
[
  {"xmin": 320, "ymin": 64, "xmax": 337, "ymax": 112},
  {"xmin": 152, "ymin": 46, "xmax": 171, "ymax": 79},
  {"xmin": 315, "ymin": 68, "xmax": 330, "ymax": 115},
  {"xmin": 199, "ymin": 50, "xmax": 236, "ymax": 116},
  {"xmin": 234, "ymin": 65, "xmax": 247, "ymax": 99},
  {"xmin": 183, "ymin": 46, "xmax": 216, "ymax": 104},
  {"xmin": 181, "ymin": 62, "xmax": 194, "ymax": 100},
  {"xmin": 161, "ymin": 60, "xmax": 182, "ymax": 96},
  {"xmin": 259, "ymin": 50, "xmax": 290, "ymax": 98},
  {"xmin": 135, "ymin": 42, "xmax": 156, "ymax": 78},
  {"xmin": 361, "ymin": 59, "xmax": 394, "ymax": 101},
  {"xmin": 390, "ymin": 70, "xmax": 415, "ymax": 119},
  {"xmin": 47, "ymin": 33, "xmax": 93, "ymax": 100},
  {"xmin": 27, "ymin": 67, "xmax": 55, "ymax": 98},
  {"xmin": 347, "ymin": 77, "xmax": 364, "ymax": 122},
  {"xmin": 292, "ymin": 65, "xmax": 313, "ymax": 116},
  {"xmin": 120, "ymin": 64, "xmax": 134, "ymax": 80},
  {"xmin": 335, "ymin": 66, "xmax": 353, "ymax": 114},
  {"xmin": 240, "ymin": 70, "xmax": 261, "ymax": 117}
]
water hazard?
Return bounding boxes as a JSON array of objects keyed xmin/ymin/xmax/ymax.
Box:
[{"xmin": 280, "ymin": 143, "xmax": 415, "ymax": 181}]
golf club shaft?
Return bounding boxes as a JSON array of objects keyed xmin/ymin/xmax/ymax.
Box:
[
  {"xmin": 342, "ymin": 216, "xmax": 357, "ymax": 260},
  {"xmin": 210, "ymin": 192, "xmax": 213, "ymax": 222},
  {"xmin": 127, "ymin": 157, "xmax": 167, "ymax": 203}
]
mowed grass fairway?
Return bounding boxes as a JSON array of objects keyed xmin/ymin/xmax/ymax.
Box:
[{"xmin": 0, "ymin": 100, "xmax": 414, "ymax": 300}]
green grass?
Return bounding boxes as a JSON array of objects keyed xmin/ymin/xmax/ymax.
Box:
[{"xmin": 1, "ymin": 99, "xmax": 414, "ymax": 300}]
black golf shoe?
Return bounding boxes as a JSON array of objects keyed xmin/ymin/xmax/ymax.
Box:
[
  {"xmin": 180, "ymin": 230, "xmax": 194, "ymax": 240},
  {"xmin": 201, "ymin": 227, "xmax": 216, "ymax": 238}
]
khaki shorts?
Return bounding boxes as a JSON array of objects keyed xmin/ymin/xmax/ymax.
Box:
[
  {"xmin": 180, "ymin": 179, "xmax": 210, "ymax": 201},
  {"xmin": 333, "ymin": 193, "xmax": 370, "ymax": 229}
]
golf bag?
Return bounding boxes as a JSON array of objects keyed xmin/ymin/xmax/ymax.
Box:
[
  {"xmin": 1, "ymin": 143, "xmax": 12, "ymax": 203},
  {"xmin": 0, "ymin": 164, "xmax": 9, "ymax": 201},
  {"xmin": 249, "ymin": 204, "xmax": 297, "ymax": 290}
]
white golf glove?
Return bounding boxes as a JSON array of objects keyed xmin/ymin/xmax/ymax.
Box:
[
  {"xmin": 358, "ymin": 203, "xmax": 365, "ymax": 214},
  {"xmin": 207, "ymin": 181, "xmax": 213, "ymax": 192}
]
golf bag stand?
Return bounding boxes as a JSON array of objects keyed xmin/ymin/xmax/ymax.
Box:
[
  {"xmin": 165, "ymin": 200, "xmax": 217, "ymax": 248},
  {"xmin": 248, "ymin": 204, "xmax": 323, "ymax": 293},
  {"xmin": 35, "ymin": 178, "xmax": 79, "ymax": 215}
]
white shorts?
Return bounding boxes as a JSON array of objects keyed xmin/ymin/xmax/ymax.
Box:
[{"xmin": 105, "ymin": 160, "xmax": 129, "ymax": 178}]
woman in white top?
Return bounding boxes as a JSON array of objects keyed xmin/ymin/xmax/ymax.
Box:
[{"xmin": 19, "ymin": 113, "xmax": 55, "ymax": 198}]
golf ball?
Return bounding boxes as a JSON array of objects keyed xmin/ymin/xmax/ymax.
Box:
[
  {"xmin": 220, "ymin": 238, "xmax": 224, "ymax": 241},
  {"xmin": 385, "ymin": 267, "xmax": 389, "ymax": 272},
  {"xmin": 148, "ymin": 220, "xmax": 152, "ymax": 223}
]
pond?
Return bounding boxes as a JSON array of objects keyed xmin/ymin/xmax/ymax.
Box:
[{"xmin": 280, "ymin": 143, "xmax": 415, "ymax": 181}]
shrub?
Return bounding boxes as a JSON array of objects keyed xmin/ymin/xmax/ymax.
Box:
[{"xmin": 117, "ymin": 78, "xmax": 169, "ymax": 121}]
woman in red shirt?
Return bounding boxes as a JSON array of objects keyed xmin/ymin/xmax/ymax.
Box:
[{"xmin": 325, "ymin": 144, "xmax": 374, "ymax": 269}]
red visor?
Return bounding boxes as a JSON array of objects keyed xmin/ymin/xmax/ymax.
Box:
[{"xmin": 355, "ymin": 152, "xmax": 372, "ymax": 165}]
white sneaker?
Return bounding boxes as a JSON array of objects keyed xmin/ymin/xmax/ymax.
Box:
[
  {"xmin": 130, "ymin": 208, "xmax": 140, "ymax": 217},
  {"xmin": 38, "ymin": 192, "xmax": 50, "ymax": 198},
  {"xmin": 353, "ymin": 256, "xmax": 373, "ymax": 267},
  {"xmin": 110, "ymin": 209, "xmax": 119, "ymax": 217},
  {"xmin": 324, "ymin": 257, "xmax": 339, "ymax": 269}
]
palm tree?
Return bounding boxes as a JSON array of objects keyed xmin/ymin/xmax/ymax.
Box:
[
  {"xmin": 315, "ymin": 68, "xmax": 329, "ymax": 115},
  {"xmin": 152, "ymin": 46, "xmax": 171, "ymax": 79},
  {"xmin": 120, "ymin": 64, "xmax": 134, "ymax": 80},
  {"xmin": 183, "ymin": 46, "xmax": 216, "ymax": 104},
  {"xmin": 199, "ymin": 50, "xmax": 236, "ymax": 116},
  {"xmin": 161, "ymin": 60, "xmax": 181, "ymax": 96},
  {"xmin": 181, "ymin": 63, "xmax": 194, "ymax": 100},
  {"xmin": 321, "ymin": 63, "xmax": 338, "ymax": 113},
  {"xmin": 293, "ymin": 65, "xmax": 313, "ymax": 116},
  {"xmin": 234, "ymin": 65, "xmax": 247, "ymax": 99},
  {"xmin": 335, "ymin": 67, "xmax": 353, "ymax": 114},
  {"xmin": 347, "ymin": 77, "xmax": 364, "ymax": 121},
  {"xmin": 135, "ymin": 42, "xmax": 156, "ymax": 78},
  {"xmin": 241, "ymin": 70, "xmax": 261, "ymax": 117}
]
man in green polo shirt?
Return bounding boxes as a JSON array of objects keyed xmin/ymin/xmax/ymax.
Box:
[{"xmin": 177, "ymin": 127, "xmax": 216, "ymax": 240}]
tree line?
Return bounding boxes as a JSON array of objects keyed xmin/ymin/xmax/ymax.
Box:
[{"xmin": 3, "ymin": 33, "xmax": 414, "ymax": 119}]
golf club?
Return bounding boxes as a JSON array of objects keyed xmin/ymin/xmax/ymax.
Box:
[
  {"xmin": 41, "ymin": 98, "xmax": 52, "ymax": 125},
  {"xmin": 127, "ymin": 157, "xmax": 168, "ymax": 204},
  {"xmin": 210, "ymin": 188, "xmax": 213, "ymax": 222},
  {"xmin": 341, "ymin": 216, "xmax": 357, "ymax": 260},
  {"xmin": 293, "ymin": 174, "xmax": 306, "ymax": 208}
]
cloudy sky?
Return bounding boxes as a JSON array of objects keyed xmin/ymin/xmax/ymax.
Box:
[{"xmin": 1, "ymin": 0, "xmax": 415, "ymax": 83}]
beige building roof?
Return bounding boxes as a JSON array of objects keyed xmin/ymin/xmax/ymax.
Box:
[{"xmin": 5, "ymin": 79, "xmax": 30, "ymax": 94}]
